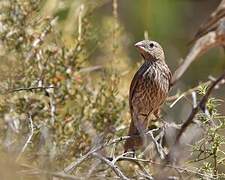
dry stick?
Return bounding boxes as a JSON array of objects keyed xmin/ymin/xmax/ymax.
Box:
[
  {"xmin": 62, "ymin": 128, "xmax": 160, "ymax": 174},
  {"xmin": 78, "ymin": 65, "xmax": 103, "ymax": 73},
  {"xmin": 166, "ymin": 81, "xmax": 211, "ymax": 108},
  {"xmin": 171, "ymin": 21, "xmax": 225, "ymax": 85},
  {"xmin": 62, "ymin": 144, "xmax": 105, "ymax": 174},
  {"xmin": 175, "ymin": 69, "xmax": 225, "ymax": 145},
  {"xmin": 93, "ymin": 152, "xmax": 130, "ymax": 180},
  {"xmin": 112, "ymin": 152, "xmax": 152, "ymax": 179},
  {"xmin": 167, "ymin": 75, "xmax": 225, "ymax": 103},
  {"xmin": 16, "ymin": 113, "xmax": 34, "ymax": 162},
  {"xmin": 116, "ymin": 156, "xmax": 216, "ymax": 179},
  {"xmin": 139, "ymin": 127, "xmax": 166, "ymax": 158},
  {"xmin": 192, "ymin": 0, "xmax": 225, "ymax": 43},
  {"xmin": 148, "ymin": 130, "xmax": 165, "ymax": 159},
  {"xmin": 8, "ymin": 86, "xmax": 54, "ymax": 93},
  {"xmin": 171, "ymin": 31, "xmax": 218, "ymax": 84},
  {"xmin": 49, "ymin": 91, "xmax": 56, "ymax": 126}
]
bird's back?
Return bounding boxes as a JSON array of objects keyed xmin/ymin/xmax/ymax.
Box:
[
  {"xmin": 124, "ymin": 39, "xmax": 171, "ymax": 152},
  {"xmin": 124, "ymin": 60, "xmax": 171, "ymax": 152},
  {"xmin": 130, "ymin": 60, "xmax": 171, "ymax": 118}
]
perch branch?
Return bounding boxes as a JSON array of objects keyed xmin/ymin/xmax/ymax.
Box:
[
  {"xmin": 62, "ymin": 128, "xmax": 161, "ymax": 174},
  {"xmin": 93, "ymin": 152, "xmax": 130, "ymax": 180}
]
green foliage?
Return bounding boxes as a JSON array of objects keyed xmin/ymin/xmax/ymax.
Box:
[{"xmin": 190, "ymin": 85, "xmax": 225, "ymax": 178}]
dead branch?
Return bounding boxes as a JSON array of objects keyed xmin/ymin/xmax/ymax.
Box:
[
  {"xmin": 166, "ymin": 80, "xmax": 210, "ymax": 103},
  {"xmin": 78, "ymin": 65, "xmax": 103, "ymax": 73},
  {"xmin": 175, "ymin": 69, "xmax": 225, "ymax": 145},
  {"xmin": 172, "ymin": 19, "xmax": 225, "ymax": 85},
  {"xmin": 62, "ymin": 128, "xmax": 161, "ymax": 174},
  {"xmin": 62, "ymin": 144, "xmax": 106, "ymax": 174},
  {"xmin": 192, "ymin": 0, "xmax": 225, "ymax": 43},
  {"xmin": 8, "ymin": 86, "xmax": 54, "ymax": 93},
  {"xmin": 16, "ymin": 113, "xmax": 34, "ymax": 162},
  {"xmin": 92, "ymin": 152, "xmax": 130, "ymax": 180},
  {"xmin": 116, "ymin": 156, "xmax": 216, "ymax": 179}
]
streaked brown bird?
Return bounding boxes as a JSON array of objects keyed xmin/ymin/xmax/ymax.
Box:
[{"xmin": 124, "ymin": 40, "xmax": 171, "ymax": 152}]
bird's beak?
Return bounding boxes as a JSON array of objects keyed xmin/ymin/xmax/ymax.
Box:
[{"xmin": 134, "ymin": 41, "xmax": 146, "ymax": 53}]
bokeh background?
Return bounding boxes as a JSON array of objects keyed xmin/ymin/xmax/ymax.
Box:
[
  {"xmin": 1, "ymin": 0, "xmax": 225, "ymax": 179},
  {"xmin": 46, "ymin": 0, "xmax": 225, "ymax": 118}
]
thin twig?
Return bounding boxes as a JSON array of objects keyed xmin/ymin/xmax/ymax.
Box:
[
  {"xmin": 8, "ymin": 86, "xmax": 54, "ymax": 93},
  {"xmin": 93, "ymin": 152, "xmax": 130, "ymax": 180},
  {"xmin": 167, "ymin": 81, "xmax": 211, "ymax": 104},
  {"xmin": 78, "ymin": 65, "xmax": 103, "ymax": 73},
  {"xmin": 175, "ymin": 69, "xmax": 225, "ymax": 144},
  {"xmin": 112, "ymin": 152, "xmax": 153, "ymax": 179},
  {"xmin": 62, "ymin": 144, "xmax": 105, "ymax": 174},
  {"xmin": 16, "ymin": 113, "xmax": 34, "ymax": 162},
  {"xmin": 172, "ymin": 18, "xmax": 225, "ymax": 85},
  {"xmin": 116, "ymin": 156, "xmax": 216, "ymax": 179},
  {"xmin": 78, "ymin": 4, "xmax": 84, "ymax": 42},
  {"xmin": 191, "ymin": 91, "xmax": 197, "ymax": 108},
  {"xmin": 148, "ymin": 130, "xmax": 165, "ymax": 159},
  {"xmin": 49, "ymin": 93, "xmax": 56, "ymax": 126},
  {"xmin": 62, "ymin": 128, "xmax": 160, "ymax": 174}
]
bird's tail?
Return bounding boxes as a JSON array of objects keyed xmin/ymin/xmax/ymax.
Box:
[{"xmin": 124, "ymin": 119, "xmax": 148, "ymax": 152}]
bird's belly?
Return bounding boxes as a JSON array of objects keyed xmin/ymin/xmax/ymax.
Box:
[{"xmin": 131, "ymin": 78, "xmax": 168, "ymax": 115}]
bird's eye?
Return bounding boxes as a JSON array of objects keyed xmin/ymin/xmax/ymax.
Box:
[{"xmin": 149, "ymin": 43, "xmax": 154, "ymax": 48}]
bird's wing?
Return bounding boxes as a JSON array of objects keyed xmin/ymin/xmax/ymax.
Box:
[
  {"xmin": 168, "ymin": 69, "xmax": 173, "ymax": 90},
  {"xmin": 129, "ymin": 63, "xmax": 149, "ymax": 111}
]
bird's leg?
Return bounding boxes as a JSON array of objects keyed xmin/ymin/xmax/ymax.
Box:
[
  {"xmin": 123, "ymin": 149, "xmax": 136, "ymax": 157},
  {"xmin": 106, "ymin": 157, "xmax": 113, "ymax": 161},
  {"xmin": 132, "ymin": 149, "xmax": 136, "ymax": 158}
]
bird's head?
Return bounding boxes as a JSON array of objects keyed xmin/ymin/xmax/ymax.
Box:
[{"xmin": 134, "ymin": 40, "xmax": 165, "ymax": 61}]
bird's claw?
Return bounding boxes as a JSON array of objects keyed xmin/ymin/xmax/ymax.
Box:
[{"xmin": 123, "ymin": 149, "xmax": 136, "ymax": 158}]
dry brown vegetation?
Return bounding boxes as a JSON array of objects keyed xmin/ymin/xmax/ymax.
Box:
[{"xmin": 1, "ymin": 0, "xmax": 225, "ymax": 179}]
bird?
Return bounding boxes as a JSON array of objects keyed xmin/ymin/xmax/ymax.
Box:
[{"xmin": 124, "ymin": 40, "xmax": 171, "ymax": 153}]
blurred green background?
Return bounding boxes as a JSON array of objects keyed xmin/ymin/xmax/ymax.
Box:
[{"xmin": 46, "ymin": 0, "xmax": 225, "ymax": 113}]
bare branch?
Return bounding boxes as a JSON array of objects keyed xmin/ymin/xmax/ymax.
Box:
[
  {"xmin": 62, "ymin": 144, "xmax": 105, "ymax": 174},
  {"xmin": 8, "ymin": 86, "xmax": 54, "ymax": 93},
  {"xmin": 93, "ymin": 152, "xmax": 130, "ymax": 180},
  {"xmin": 78, "ymin": 65, "xmax": 103, "ymax": 73},
  {"xmin": 16, "ymin": 113, "xmax": 34, "ymax": 162},
  {"xmin": 116, "ymin": 156, "xmax": 216, "ymax": 179},
  {"xmin": 172, "ymin": 19, "xmax": 225, "ymax": 85},
  {"xmin": 62, "ymin": 128, "xmax": 161, "ymax": 175},
  {"xmin": 167, "ymin": 81, "xmax": 211, "ymax": 103},
  {"xmin": 175, "ymin": 69, "xmax": 225, "ymax": 145}
]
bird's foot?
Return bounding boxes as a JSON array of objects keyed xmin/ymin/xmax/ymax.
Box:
[
  {"xmin": 106, "ymin": 156, "xmax": 113, "ymax": 161},
  {"xmin": 123, "ymin": 149, "xmax": 136, "ymax": 158}
]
